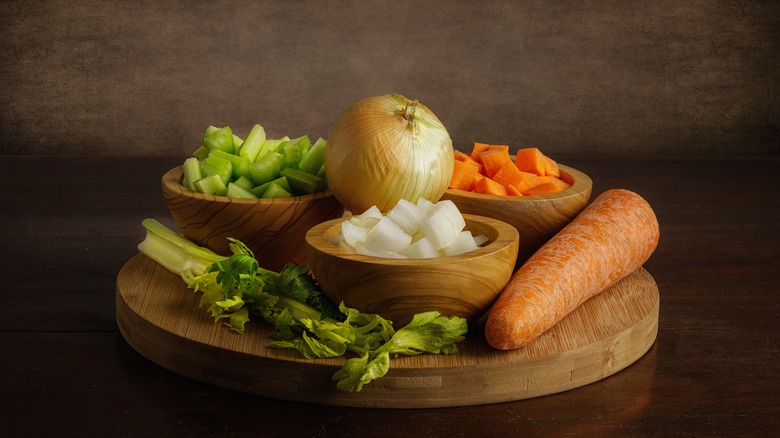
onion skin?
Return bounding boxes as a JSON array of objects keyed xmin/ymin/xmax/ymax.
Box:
[{"xmin": 325, "ymin": 94, "xmax": 454, "ymax": 214}]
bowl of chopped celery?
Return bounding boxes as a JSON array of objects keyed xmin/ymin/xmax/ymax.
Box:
[
  {"xmin": 162, "ymin": 166, "xmax": 344, "ymax": 272},
  {"xmin": 161, "ymin": 124, "xmax": 347, "ymax": 271},
  {"xmin": 305, "ymin": 210, "xmax": 519, "ymax": 327}
]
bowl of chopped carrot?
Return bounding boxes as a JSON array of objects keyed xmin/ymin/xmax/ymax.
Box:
[
  {"xmin": 440, "ymin": 143, "xmax": 593, "ymax": 266},
  {"xmin": 305, "ymin": 212, "xmax": 519, "ymax": 327}
]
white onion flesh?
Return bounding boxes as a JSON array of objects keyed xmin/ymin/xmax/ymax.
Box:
[
  {"xmin": 325, "ymin": 94, "xmax": 454, "ymax": 214},
  {"xmin": 332, "ymin": 199, "xmax": 487, "ymax": 258},
  {"xmin": 419, "ymin": 200, "xmax": 466, "ymax": 250}
]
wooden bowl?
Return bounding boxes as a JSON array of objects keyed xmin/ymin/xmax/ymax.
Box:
[
  {"xmin": 305, "ymin": 214, "xmax": 519, "ymax": 326},
  {"xmin": 161, "ymin": 166, "xmax": 345, "ymax": 272},
  {"xmin": 440, "ymin": 164, "xmax": 592, "ymax": 266}
]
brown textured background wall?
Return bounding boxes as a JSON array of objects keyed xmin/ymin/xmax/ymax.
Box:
[{"xmin": 1, "ymin": 0, "xmax": 778, "ymax": 156}]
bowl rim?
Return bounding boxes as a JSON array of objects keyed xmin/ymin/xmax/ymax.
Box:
[
  {"xmin": 162, "ymin": 166, "xmax": 337, "ymax": 204},
  {"xmin": 306, "ymin": 213, "xmax": 519, "ymax": 266},
  {"xmin": 443, "ymin": 163, "xmax": 592, "ymax": 201}
]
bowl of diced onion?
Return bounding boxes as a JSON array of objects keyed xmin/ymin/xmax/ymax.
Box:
[{"xmin": 305, "ymin": 199, "xmax": 519, "ymax": 326}]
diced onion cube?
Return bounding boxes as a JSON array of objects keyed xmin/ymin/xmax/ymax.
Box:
[
  {"xmin": 352, "ymin": 205, "xmax": 383, "ymax": 226},
  {"xmin": 474, "ymin": 234, "xmax": 490, "ymax": 246},
  {"xmin": 356, "ymin": 246, "xmax": 408, "ymax": 259},
  {"xmin": 400, "ymin": 236, "xmax": 439, "ymax": 258},
  {"xmin": 442, "ymin": 231, "xmax": 479, "ymax": 256},
  {"xmin": 341, "ymin": 220, "xmax": 370, "ymax": 248},
  {"xmin": 363, "ymin": 216, "xmax": 412, "ymax": 252},
  {"xmin": 387, "ymin": 199, "xmax": 426, "ymax": 235},
  {"xmin": 420, "ymin": 200, "xmax": 466, "ymax": 249}
]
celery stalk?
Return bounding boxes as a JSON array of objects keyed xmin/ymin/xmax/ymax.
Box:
[{"xmin": 137, "ymin": 218, "xmax": 226, "ymax": 283}]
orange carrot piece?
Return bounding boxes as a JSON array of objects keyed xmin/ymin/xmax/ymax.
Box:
[
  {"xmin": 471, "ymin": 173, "xmax": 486, "ymax": 191},
  {"xmin": 471, "ymin": 143, "xmax": 491, "ymax": 162},
  {"xmin": 513, "ymin": 171, "xmax": 539, "ymax": 192},
  {"xmin": 449, "ymin": 159, "xmax": 479, "ymax": 191},
  {"xmin": 454, "ymin": 150, "xmax": 471, "ymax": 161},
  {"xmin": 474, "ymin": 176, "xmax": 507, "ymax": 196},
  {"xmin": 514, "ymin": 148, "xmax": 547, "ymax": 176},
  {"xmin": 479, "ymin": 148, "xmax": 512, "ymax": 178},
  {"xmin": 485, "ymin": 189, "xmax": 660, "ymax": 350},
  {"xmin": 521, "ymin": 182, "xmax": 559, "ymax": 196},
  {"xmin": 488, "ymin": 144, "xmax": 510, "ymax": 154},
  {"xmin": 544, "ymin": 156, "xmax": 561, "ymax": 177},
  {"xmin": 522, "ymin": 178, "xmax": 570, "ymax": 196},
  {"xmin": 491, "ymin": 161, "xmax": 524, "ymax": 190},
  {"xmin": 454, "ymin": 150, "xmax": 484, "ymax": 173},
  {"xmin": 506, "ymin": 184, "xmax": 523, "ymax": 196}
]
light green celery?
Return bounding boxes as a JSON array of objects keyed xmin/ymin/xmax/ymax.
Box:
[
  {"xmin": 203, "ymin": 125, "xmax": 220, "ymax": 138},
  {"xmin": 282, "ymin": 135, "xmax": 310, "ymax": 169},
  {"xmin": 193, "ymin": 146, "xmax": 210, "ymax": 161},
  {"xmin": 249, "ymin": 151, "xmax": 286, "ymax": 185},
  {"xmin": 261, "ymin": 181, "xmax": 293, "ymax": 198},
  {"xmin": 232, "ymin": 175, "xmax": 254, "ymax": 191},
  {"xmin": 137, "ymin": 218, "xmax": 226, "ymax": 284},
  {"xmin": 298, "ymin": 137, "xmax": 327, "ymax": 174},
  {"xmin": 226, "ymin": 183, "xmax": 258, "ymax": 199},
  {"xmin": 232, "ymin": 134, "xmax": 244, "ymax": 150},
  {"xmin": 182, "ymin": 157, "xmax": 201, "ymax": 192},
  {"xmin": 280, "ymin": 167, "xmax": 325, "ymax": 195},
  {"xmin": 194, "ymin": 173, "xmax": 227, "ymax": 195},
  {"xmin": 239, "ymin": 124, "xmax": 267, "ymax": 163},
  {"xmin": 201, "ymin": 154, "xmax": 233, "ymax": 185},
  {"xmin": 208, "ymin": 149, "xmax": 251, "ymax": 179},
  {"xmin": 202, "ymin": 126, "xmax": 234, "ymax": 154}
]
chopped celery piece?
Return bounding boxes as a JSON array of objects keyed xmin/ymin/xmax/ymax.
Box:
[
  {"xmin": 262, "ymin": 181, "xmax": 293, "ymax": 198},
  {"xmin": 194, "ymin": 174, "xmax": 227, "ymax": 196},
  {"xmin": 249, "ymin": 151, "xmax": 286, "ymax": 186},
  {"xmin": 232, "ymin": 134, "xmax": 244, "ymax": 150},
  {"xmin": 202, "ymin": 126, "xmax": 234, "ymax": 154},
  {"xmin": 251, "ymin": 176, "xmax": 292, "ymax": 198},
  {"xmin": 250, "ymin": 181, "xmax": 271, "ymax": 197},
  {"xmin": 203, "ymin": 125, "xmax": 219, "ymax": 138},
  {"xmin": 298, "ymin": 137, "xmax": 327, "ymax": 174},
  {"xmin": 201, "ymin": 154, "xmax": 233, "ymax": 185},
  {"xmin": 316, "ymin": 162, "xmax": 326, "ymax": 179},
  {"xmin": 182, "ymin": 157, "xmax": 202, "ymax": 192},
  {"xmin": 239, "ymin": 124, "xmax": 267, "ymax": 163},
  {"xmin": 272, "ymin": 176, "xmax": 292, "ymax": 192},
  {"xmin": 263, "ymin": 136, "xmax": 290, "ymax": 154},
  {"xmin": 226, "ymin": 182, "xmax": 258, "ymax": 199},
  {"xmin": 281, "ymin": 136, "xmax": 310, "ymax": 169},
  {"xmin": 233, "ymin": 175, "xmax": 254, "ymax": 191},
  {"xmin": 280, "ymin": 167, "xmax": 325, "ymax": 195},
  {"xmin": 193, "ymin": 146, "xmax": 210, "ymax": 161},
  {"xmin": 208, "ymin": 149, "xmax": 251, "ymax": 179}
]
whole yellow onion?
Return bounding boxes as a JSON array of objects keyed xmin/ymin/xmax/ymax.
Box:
[{"xmin": 325, "ymin": 94, "xmax": 454, "ymax": 214}]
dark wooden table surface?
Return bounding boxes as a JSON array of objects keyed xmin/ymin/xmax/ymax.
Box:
[{"xmin": 1, "ymin": 155, "xmax": 778, "ymax": 437}]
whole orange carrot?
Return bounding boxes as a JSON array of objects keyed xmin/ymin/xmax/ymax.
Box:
[{"xmin": 485, "ymin": 189, "xmax": 660, "ymax": 350}]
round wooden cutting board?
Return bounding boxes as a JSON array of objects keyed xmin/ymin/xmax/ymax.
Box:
[{"xmin": 116, "ymin": 254, "xmax": 659, "ymax": 409}]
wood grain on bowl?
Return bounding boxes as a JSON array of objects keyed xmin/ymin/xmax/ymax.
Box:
[
  {"xmin": 162, "ymin": 166, "xmax": 345, "ymax": 272},
  {"xmin": 305, "ymin": 215, "xmax": 519, "ymax": 326},
  {"xmin": 441, "ymin": 164, "xmax": 592, "ymax": 266}
]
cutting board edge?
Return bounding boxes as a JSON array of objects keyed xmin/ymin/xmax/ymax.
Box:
[{"xmin": 115, "ymin": 254, "xmax": 660, "ymax": 408}]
